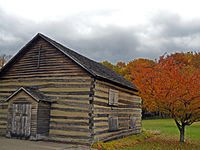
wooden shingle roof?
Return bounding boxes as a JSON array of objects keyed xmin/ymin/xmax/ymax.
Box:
[{"xmin": 0, "ymin": 33, "xmax": 138, "ymax": 91}]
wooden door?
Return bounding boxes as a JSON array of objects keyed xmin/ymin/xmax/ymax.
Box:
[{"xmin": 11, "ymin": 103, "xmax": 32, "ymax": 138}]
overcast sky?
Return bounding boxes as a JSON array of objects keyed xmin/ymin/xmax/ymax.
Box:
[{"xmin": 1, "ymin": 0, "xmax": 200, "ymax": 63}]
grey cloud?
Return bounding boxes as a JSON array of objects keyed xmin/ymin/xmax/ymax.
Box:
[
  {"xmin": 0, "ymin": 8, "xmax": 141, "ymax": 63},
  {"xmin": 1, "ymin": 8, "xmax": 200, "ymax": 64},
  {"xmin": 136, "ymin": 11, "xmax": 200, "ymax": 58},
  {"xmin": 151, "ymin": 12, "xmax": 200, "ymax": 38}
]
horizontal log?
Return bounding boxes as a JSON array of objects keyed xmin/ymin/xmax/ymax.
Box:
[
  {"xmin": 50, "ymin": 134, "xmax": 89, "ymax": 139},
  {"xmin": 43, "ymin": 91, "xmax": 90, "ymax": 95},
  {"xmin": 41, "ymin": 88, "xmax": 90, "ymax": 93},
  {"xmin": 0, "ymin": 74, "xmax": 90, "ymax": 80},
  {"xmin": 94, "ymin": 127, "xmax": 129, "ymax": 136},
  {"xmin": 13, "ymin": 64, "xmax": 79, "ymax": 70},
  {"xmin": 54, "ymin": 101, "xmax": 89, "ymax": 108},
  {"xmin": 0, "ymin": 84, "xmax": 91, "ymax": 90},
  {"xmin": 4, "ymin": 70, "xmax": 87, "ymax": 77},
  {"xmin": 16, "ymin": 56, "xmax": 71, "ymax": 62},
  {"xmin": 95, "ymin": 127, "xmax": 141, "ymax": 138},
  {"xmin": 0, "ymin": 112, "xmax": 7, "ymax": 115},
  {"xmin": 10, "ymin": 64, "xmax": 81, "ymax": 71},
  {"xmin": 0, "ymin": 123, "xmax": 7, "ymax": 126},
  {"xmin": 0, "ymin": 91, "xmax": 13, "ymax": 94},
  {"xmin": 50, "ymin": 121, "xmax": 89, "ymax": 126},
  {"xmin": 9, "ymin": 68, "xmax": 84, "ymax": 75},
  {"xmin": 1, "ymin": 72, "xmax": 88, "ymax": 79},
  {"xmin": 0, "ymin": 76, "xmax": 90, "ymax": 83},
  {"xmin": 94, "ymin": 113, "xmax": 141, "ymax": 118},
  {"xmin": 93, "ymin": 100, "xmax": 140, "ymax": 109},
  {"xmin": 52, "ymin": 104, "xmax": 88, "ymax": 111},
  {"xmin": 50, "ymin": 96, "xmax": 89, "ymax": 101},
  {"xmin": 50, "ymin": 126, "xmax": 90, "ymax": 132},
  {"xmin": 0, "ymin": 105, "xmax": 8, "ymax": 109},
  {"xmin": 51, "ymin": 107, "xmax": 89, "ymax": 113},
  {"xmin": 94, "ymin": 128, "xmax": 141, "ymax": 142},
  {"xmin": 94, "ymin": 119, "xmax": 107, "ymax": 123},
  {"xmin": 94, "ymin": 125, "xmax": 108, "ymax": 129},
  {"xmin": 51, "ymin": 110, "xmax": 88, "ymax": 117},
  {"xmin": 0, "ymin": 79, "xmax": 91, "ymax": 84},
  {"xmin": 0, "ymin": 117, "xmax": 7, "ymax": 120},
  {"xmin": 50, "ymin": 115, "xmax": 89, "ymax": 120},
  {"xmin": 0, "ymin": 95, "xmax": 9, "ymax": 99},
  {"xmin": 94, "ymin": 107, "xmax": 141, "ymax": 113}
]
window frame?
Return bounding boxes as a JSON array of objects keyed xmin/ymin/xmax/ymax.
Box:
[
  {"xmin": 108, "ymin": 115, "xmax": 119, "ymax": 131},
  {"xmin": 108, "ymin": 89, "xmax": 119, "ymax": 106},
  {"xmin": 129, "ymin": 114, "xmax": 136, "ymax": 129}
]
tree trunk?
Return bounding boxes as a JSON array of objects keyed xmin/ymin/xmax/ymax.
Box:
[
  {"xmin": 175, "ymin": 120, "xmax": 185, "ymax": 142},
  {"xmin": 179, "ymin": 125, "xmax": 185, "ymax": 142}
]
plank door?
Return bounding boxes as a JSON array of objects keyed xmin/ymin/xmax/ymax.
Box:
[{"xmin": 11, "ymin": 103, "xmax": 32, "ymax": 138}]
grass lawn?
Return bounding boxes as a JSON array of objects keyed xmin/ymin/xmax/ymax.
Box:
[
  {"xmin": 93, "ymin": 119, "xmax": 200, "ymax": 150},
  {"xmin": 142, "ymin": 119, "xmax": 200, "ymax": 141},
  {"xmin": 121, "ymin": 119, "xmax": 200, "ymax": 150},
  {"xmin": 121, "ymin": 135, "xmax": 200, "ymax": 150}
]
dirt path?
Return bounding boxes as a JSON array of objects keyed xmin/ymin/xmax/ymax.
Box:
[{"xmin": 0, "ymin": 137, "xmax": 95, "ymax": 150}]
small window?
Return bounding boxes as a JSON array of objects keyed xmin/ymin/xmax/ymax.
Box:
[
  {"xmin": 108, "ymin": 116, "xmax": 118, "ymax": 131},
  {"xmin": 109, "ymin": 89, "xmax": 118, "ymax": 106},
  {"xmin": 129, "ymin": 115, "xmax": 136, "ymax": 129}
]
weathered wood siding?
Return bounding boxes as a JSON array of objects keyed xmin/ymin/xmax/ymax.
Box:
[
  {"xmin": 37, "ymin": 101, "xmax": 51, "ymax": 137},
  {"xmin": 0, "ymin": 101, "xmax": 8, "ymax": 135},
  {"xmin": 0, "ymin": 37, "xmax": 92, "ymax": 144},
  {"xmin": 7, "ymin": 90, "xmax": 38, "ymax": 138},
  {"xmin": 93, "ymin": 80, "xmax": 142, "ymax": 143}
]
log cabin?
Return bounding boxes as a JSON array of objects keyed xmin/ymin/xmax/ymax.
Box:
[{"xmin": 0, "ymin": 33, "xmax": 142, "ymax": 145}]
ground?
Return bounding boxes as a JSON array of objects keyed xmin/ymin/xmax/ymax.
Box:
[{"xmin": 0, "ymin": 137, "xmax": 95, "ymax": 150}]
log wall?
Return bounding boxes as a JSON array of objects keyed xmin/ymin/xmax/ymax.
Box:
[
  {"xmin": 93, "ymin": 80, "xmax": 142, "ymax": 143},
  {"xmin": 0, "ymin": 37, "xmax": 92, "ymax": 144}
]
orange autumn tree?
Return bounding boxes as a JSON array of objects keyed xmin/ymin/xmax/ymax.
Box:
[
  {"xmin": 123, "ymin": 59, "xmax": 155, "ymax": 82},
  {"xmin": 131, "ymin": 55, "xmax": 200, "ymax": 142}
]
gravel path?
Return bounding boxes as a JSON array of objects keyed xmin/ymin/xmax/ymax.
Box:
[{"xmin": 0, "ymin": 137, "xmax": 96, "ymax": 150}]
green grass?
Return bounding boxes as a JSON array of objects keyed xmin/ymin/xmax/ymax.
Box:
[
  {"xmin": 120, "ymin": 119, "xmax": 200, "ymax": 150},
  {"xmin": 92, "ymin": 119, "xmax": 200, "ymax": 150},
  {"xmin": 142, "ymin": 119, "xmax": 200, "ymax": 141},
  {"xmin": 121, "ymin": 135, "xmax": 200, "ymax": 150}
]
